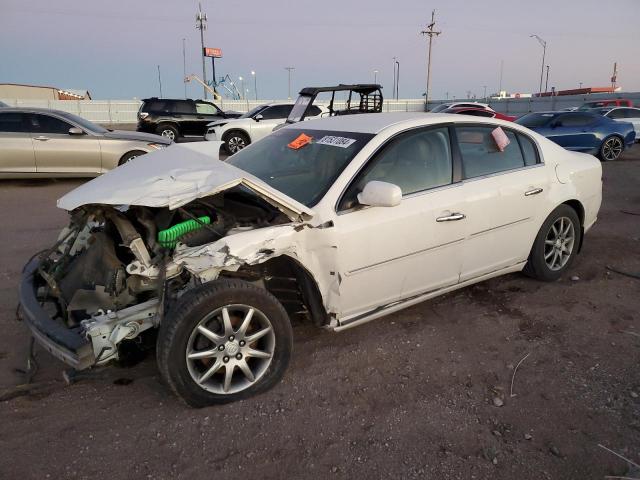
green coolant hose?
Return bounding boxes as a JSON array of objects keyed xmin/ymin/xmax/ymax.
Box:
[{"xmin": 157, "ymin": 216, "xmax": 211, "ymax": 248}]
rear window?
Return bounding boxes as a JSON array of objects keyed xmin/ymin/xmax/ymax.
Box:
[
  {"xmin": 0, "ymin": 112, "xmax": 26, "ymax": 132},
  {"xmin": 455, "ymin": 126, "xmax": 525, "ymax": 179},
  {"xmin": 515, "ymin": 113, "xmax": 554, "ymax": 128}
]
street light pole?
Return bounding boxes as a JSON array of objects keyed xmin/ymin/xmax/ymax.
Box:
[
  {"xmin": 182, "ymin": 38, "xmax": 187, "ymax": 99},
  {"xmin": 239, "ymin": 76, "xmax": 245, "ymax": 100},
  {"xmin": 392, "ymin": 57, "xmax": 397, "ymax": 99},
  {"xmin": 251, "ymin": 71, "xmax": 257, "ymax": 100},
  {"xmin": 395, "ymin": 60, "xmax": 400, "ymax": 99},
  {"xmin": 373, "ymin": 69, "xmax": 378, "ymax": 84},
  {"xmin": 285, "ymin": 67, "xmax": 295, "ymax": 99},
  {"xmin": 196, "ymin": 2, "xmax": 208, "ymax": 99},
  {"xmin": 483, "ymin": 85, "xmax": 487, "ymax": 100},
  {"xmin": 530, "ymin": 34, "xmax": 547, "ymax": 96}
]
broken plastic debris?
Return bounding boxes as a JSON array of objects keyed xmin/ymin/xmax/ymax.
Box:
[{"xmin": 288, "ymin": 133, "xmax": 313, "ymax": 150}]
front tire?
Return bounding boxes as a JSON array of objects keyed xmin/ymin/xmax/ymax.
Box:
[
  {"xmin": 223, "ymin": 131, "xmax": 250, "ymax": 154},
  {"xmin": 118, "ymin": 150, "xmax": 146, "ymax": 166},
  {"xmin": 524, "ymin": 205, "xmax": 581, "ymax": 282},
  {"xmin": 157, "ymin": 279, "xmax": 292, "ymax": 407},
  {"xmin": 599, "ymin": 135, "xmax": 624, "ymax": 161}
]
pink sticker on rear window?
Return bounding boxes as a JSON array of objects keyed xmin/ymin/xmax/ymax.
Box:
[{"xmin": 491, "ymin": 127, "xmax": 510, "ymax": 152}]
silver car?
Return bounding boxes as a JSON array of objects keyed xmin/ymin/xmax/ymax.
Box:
[{"xmin": 0, "ymin": 108, "xmax": 170, "ymax": 178}]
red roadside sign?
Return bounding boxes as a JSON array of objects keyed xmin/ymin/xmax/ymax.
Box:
[{"xmin": 204, "ymin": 47, "xmax": 222, "ymax": 58}]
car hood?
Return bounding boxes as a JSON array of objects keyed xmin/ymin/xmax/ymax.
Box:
[
  {"xmin": 102, "ymin": 130, "xmax": 171, "ymax": 144},
  {"xmin": 206, "ymin": 118, "xmax": 246, "ymax": 128},
  {"xmin": 57, "ymin": 142, "xmax": 315, "ymax": 222}
]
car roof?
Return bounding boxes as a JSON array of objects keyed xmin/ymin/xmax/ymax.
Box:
[
  {"xmin": 0, "ymin": 107, "xmax": 74, "ymax": 116},
  {"xmin": 285, "ymin": 111, "xmax": 514, "ymax": 134}
]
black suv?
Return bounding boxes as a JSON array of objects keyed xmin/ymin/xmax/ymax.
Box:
[{"xmin": 137, "ymin": 98, "xmax": 241, "ymax": 141}]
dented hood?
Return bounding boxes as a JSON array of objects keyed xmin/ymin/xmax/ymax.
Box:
[{"xmin": 57, "ymin": 142, "xmax": 315, "ymax": 221}]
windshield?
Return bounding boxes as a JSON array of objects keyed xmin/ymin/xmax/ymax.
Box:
[
  {"xmin": 239, "ymin": 105, "xmax": 267, "ymax": 119},
  {"xmin": 430, "ymin": 103, "xmax": 452, "ymax": 113},
  {"xmin": 226, "ymin": 128, "xmax": 374, "ymax": 207},
  {"xmin": 577, "ymin": 102, "xmax": 607, "ymax": 111},
  {"xmin": 515, "ymin": 113, "xmax": 555, "ymax": 128},
  {"xmin": 287, "ymin": 95, "xmax": 312, "ymax": 123},
  {"xmin": 59, "ymin": 111, "xmax": 107, "ymax": 133}
]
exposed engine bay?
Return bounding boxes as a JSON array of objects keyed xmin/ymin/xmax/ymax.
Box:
[{"xmin": 35, "ymin": 187, "xmax": 291, "ymax": 366}]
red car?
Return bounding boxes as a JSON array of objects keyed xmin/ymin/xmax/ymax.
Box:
[{"xmin": 441, "ymin": 106, "xmax": 517, "ymax": 122}]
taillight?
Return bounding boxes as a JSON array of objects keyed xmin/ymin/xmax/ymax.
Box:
[{"xmin": 139, "ymin": 112, "xmax": 149, "ymax": 119}]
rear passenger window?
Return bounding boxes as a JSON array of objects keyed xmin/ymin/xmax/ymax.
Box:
[
  {"xmin": 0, "ymin": 112, "xmax": 26, "ymax": 133},
  {"xmin": 517, "ymin": 133, "xmax": 539, "ymax": 166},
  {"xmin": 455, "ymin": 126, "xmax": 524, "ymax": 179}
]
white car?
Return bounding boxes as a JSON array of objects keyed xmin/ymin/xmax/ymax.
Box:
[
  {"xmin": 600, "ymin": 107, "xmax": 640, "ymax": 139},
  {"xmin": 430, "ymin": 102, "xmax": 494, "ymax": 113},
  {"xmin": 20, "ymin": 112, "xmax": 602, "ymax": 407},
  {"xmin": 204, "ymin": 102, "xmax": 325, "ymax": 153}
]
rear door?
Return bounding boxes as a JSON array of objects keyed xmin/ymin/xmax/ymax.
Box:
[
  {"xmin": 29, "ymin": 113, "xmax": 101, "ymax": 174},
  {"xmin": 249, "ymin": 105, "xmax": 293, "ymax": 142},
  {"xmin": 0, "ymin": 112, "xmax": 35, "ymax": 173},
  {"xmin": 172, "ymin": 100, "xmax": 198, "ymax": 135},
  {"xmin": 546, "ymin": 113, "xmax": 598, "ymax": 151},
  {"xmin": 453, "ymin": 125, "xmax": 554, "ymax": 281}
]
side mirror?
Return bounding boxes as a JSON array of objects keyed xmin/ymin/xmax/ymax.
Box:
[
  {"xmin": 254, "ymin": 114, "xmax": 263, "ymax": 122},
  {"xmin": 357, "ymin": 181, "xmax": 402, "ymax": 208},
  {"xmin": 68, "ymin": 127, "xmax": 84, "ymax": 135}
]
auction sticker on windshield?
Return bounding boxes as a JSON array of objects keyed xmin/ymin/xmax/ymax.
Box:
[
  {"xmin": 316, "ymin": 136, "xmax": 357, "ymax": 148},
  {"xmin": 288, "ymin": 133, "xmax": 313, "ymax": 150}
]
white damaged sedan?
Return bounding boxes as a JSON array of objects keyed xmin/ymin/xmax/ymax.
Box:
[{"xmin": 20, "ymin": 112, "xmax": 602, "ymax": 406}]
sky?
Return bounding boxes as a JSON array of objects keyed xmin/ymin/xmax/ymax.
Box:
[{"xmin": 1, "ymin": 0, "xmax": 639, "ymax": 100}]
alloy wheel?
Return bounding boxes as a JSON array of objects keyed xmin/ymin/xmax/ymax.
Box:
[
  {"xmin": 602, "ymin": 137, "xmax": 623, "ymax": 161},
  {"xmin": 161, "ymin": 129, "xmax": 176, "ymax": 141},
  {"xmin": 544, "ymin": 216, "xmax": 575, "ymax": 271},
  {"xmin": 227, "ymin": 136, "xmax": 246, "ymax": 153},
  {"xmin": 185, "ymin": 304, "xmax": 275, "ymax": 395}
]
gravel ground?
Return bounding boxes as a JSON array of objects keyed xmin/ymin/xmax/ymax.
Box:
[{"xmin": 0, "ymin": 145, "xmax": 639, "ymax": 479}]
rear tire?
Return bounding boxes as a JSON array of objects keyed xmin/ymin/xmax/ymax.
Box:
[
  {"xmin": 156, "ymin": 124, "xmax": 179, "ymax": 142},
  {"xmin": 523, "ymin": 204, "xmax": 581, "ymax": 282},
  {"xmin": 157, "ymin": 279, "xmax": 292, "ymax": 407},
  {"xmin": 223, "ymin": 131, "xmax": 250, "ymax": 154},
  {"xmin": 598, "ymin": 135, "xmax": 624, "ymax": 161}
]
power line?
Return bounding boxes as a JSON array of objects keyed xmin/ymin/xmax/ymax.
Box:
[
  {"xmin": 196, "ymin": 2, "xmax": 208, "ymax": 99},
  {"xmin": 420, "ymin": 9, "xmax": 441, "ymax": 106}
]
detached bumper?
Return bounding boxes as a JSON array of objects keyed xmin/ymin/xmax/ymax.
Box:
[{"xmin": 19, "ymin": 258, "xmax": 95, "ymax": 370}]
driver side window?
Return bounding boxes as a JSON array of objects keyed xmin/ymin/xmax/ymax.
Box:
[{"xmin": 339, "ymin": 127, "xmax": 453, "ymax": 211}]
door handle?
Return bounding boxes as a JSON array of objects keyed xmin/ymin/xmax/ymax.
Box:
[
  {"xmin": 436, "ymin": 212, "xmax": 466, "ymax": 222},
  {"xmin": 34, "ymin": 136, "xmax": 49, "ymax": 141},
  {"xmin": 524, "ymin": 187, "xmax": 543, "ymax": 196}
]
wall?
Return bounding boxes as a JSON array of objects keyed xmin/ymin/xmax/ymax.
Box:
[
  {"xmin": 427, "ymin": 92, "xmax": 640, "ymax": 116},
  {"xmin": 0, "ymin": 85, "xmax": 58, "ymax": 101},
  {"xmin": 0, "ymin": 98, "xmax": 426, "ymax": 124}
]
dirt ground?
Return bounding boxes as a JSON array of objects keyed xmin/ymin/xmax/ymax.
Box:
[{"xmin": 1, "ymin": 146, "xmax": 639, "ymax": 480}]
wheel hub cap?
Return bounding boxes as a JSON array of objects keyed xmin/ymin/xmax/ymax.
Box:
[{"xmin": 544, "ymin": 216, "xmax": 575, "ymax": 271}]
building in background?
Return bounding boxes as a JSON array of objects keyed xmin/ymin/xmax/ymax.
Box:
[{"xmin": 0, "ymin": 83, "xmax": 91, "ymax": 100}]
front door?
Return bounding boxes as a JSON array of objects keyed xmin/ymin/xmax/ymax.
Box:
[
  {"xmin": 28, "ymin": 113, "xmax": 101, "ymax": 174},
  {"xmin": 0, "ymin": 111, "xmax": 35, "ymax": 173},
  {"xmin": 333, "ymin": 126, "xmax": 466, "ymax": 320},
  {"xmin": 194, "ymin": 101, "xmax": 225, "ymax": 135},
  {"xmin": 544, "ymin": 113, "xmax": 597, "ymax": 151},
  {"xmin": 249, "ymin": 105, "xmax": 293, "ymax": 143}
]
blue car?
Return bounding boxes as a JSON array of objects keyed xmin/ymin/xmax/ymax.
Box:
[{"xmin": 515, "ymin": 111, "xmax": 635, "ymax": 161}]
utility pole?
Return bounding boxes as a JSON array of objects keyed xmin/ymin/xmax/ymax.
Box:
[
  {"xmin": 611, "ymin": 62, "xmax": 618, "ymax": 91},
  {"xmin": 420, "ymin": 9, "xmax": 441, "ymax": 107},
  {"xmin": 285, "ymin": 67, "xmax": 295, "ymax": 99},
  {"xmin": 373, "ymin": 69, "xmax": 378, "ymax": 84},
  {"xmin": 251, "ymin": 70, "xmax": 257, "ymax": 100},
  {"xmin": 545, "ymin": 65, "xmax": 550, "ymax": 93},
  {"xmin": 239, "ymin": 76, "xmax": 245, "ymax": 100},
  {"xmin": 530, "ymin": 34, "xmax": 547, "ymax": 96},
  {"xmin": 182, "ymin": 38, "xmax": 187, "ymax": 99},
  {"xmin": 498, "ymin": 59, "xmax": 504, "ymax": 94},
  {"xmin": 157, "ymin": 65, "xmax": 163, "ymax": 98},
  {"xmin": 483, "ymin": 85, "xmax": 487, "ymax": 100},
  {"xmin": 196, "ymin": 2, "xmax": 208, "ymax": 99}
]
